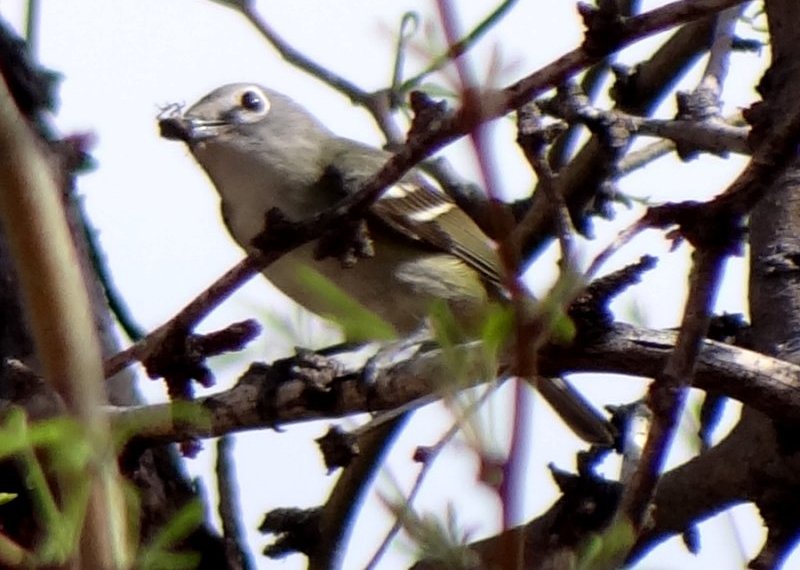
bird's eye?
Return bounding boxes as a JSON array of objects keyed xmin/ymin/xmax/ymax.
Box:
[{"xmin": 240, "ymin": 90, "xmax": 265, "ymax": 112}]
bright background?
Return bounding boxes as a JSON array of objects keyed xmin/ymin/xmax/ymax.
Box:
[{"xmin": 2, "ymin": 1, "xmax": 781, "ymax": 568}]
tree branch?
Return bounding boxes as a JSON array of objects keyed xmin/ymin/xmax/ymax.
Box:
[{"xmin": 109, "ymin": 320, "xmax": 800, "ymax": 444}]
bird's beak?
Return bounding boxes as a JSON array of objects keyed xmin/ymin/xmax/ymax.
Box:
[{"xmin": 159, "ymin": 115, "xmax": 227, "ymax": 144}]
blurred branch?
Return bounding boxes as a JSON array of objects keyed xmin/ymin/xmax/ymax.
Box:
[
  {"xmin": 216, "ymin": 436, "xmax": 254, "ymax": 570},
  {"xmin": 308, "ymin": 417, "xmax": 407, "ymax": 570},
  {"xmin": 621, "ymin": 244, "xmax": 728, "ymax": 529},
  {"xmin": 0, "ymin": 75, "xmax": 127, "ymax": 566},
  {"xmin": 363, "ymin": 384, "xmax": 497, "ymax": 570},
  {"xmin": 25, "ymin": 0, "xmax": 40, "ymax": 56},
  {"xmin": 80, "ymin": 205, "xmax": 146, "ymax": 342},
  {"xmin": 396, "ymin": 0, "xmax": 520, "ymax": 95}
]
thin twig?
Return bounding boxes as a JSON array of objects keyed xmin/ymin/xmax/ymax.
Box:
[
  {"xmin": 389, "ymin": 12, "xmax": 419, "ymax": 104},
  {"xmin": 398, "ymin": 0, "xmax": 520, "ymax": 94},
  {"xmin": 364, "ymin": 383, "xmax": 501, "ymax": 570},
  {"xmin": 584, "ymin": 216, "xmax": 650, "ymax": 279},
  {"xmin": 216, "ymin": 436, "xmax": 254, "ymax": 570},
  {"xmin": 683, "ymin": 4, "xmax": 745, "ymax": 120},
  {"xmin": 516, "ymin": 105, "xmax": 577, "ymax": 267},
  {"xmin": 614, "ymin": 112, "xmax": 747, "ymax": 176},
  {"xmin": 81, "ymin": 211, "xmax": 145, "ymax": 342},
  {"xmin": 25, "ymin": 0, "xmax": 40, "ymax": 56},
  {"xmin": 103, "ymin": 255, "xmax": 263, "ymax": 377},
  {"xmin": 548, "ymin": 0, "xmax": 641, "ymax": 169},
  {"xmin": 238, "ymin": 4, "xmax": 369, "ymax": 105},
  {"xmin": 616, "ymin": 139, "xmax": 677, "ymax": 175},
  {"xmin": 620, "ymin": 244, "xmax": 727, "ymax": 526},
  {"xmin": 538, "ymin": 96, "xmax": 750, "ymax": 155}
]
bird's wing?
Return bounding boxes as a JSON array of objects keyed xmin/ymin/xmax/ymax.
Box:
[{"xmin": 326, "ymin": 139, "xmax": 504, "ymax": 289}]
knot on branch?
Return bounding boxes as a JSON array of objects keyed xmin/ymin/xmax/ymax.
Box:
[
  {"xmin": 251, "ymin": 207, "xmax": 314, "ymax": 256},
  {"xmin": 53, "ymin": 132, "xmax": 97, "ymax": 174},
  {"xmin": 407, "ymin": 90, "xmax": 451, "ymax": 140},
  {"xmin": 310, "ymin": 165, "xmax": 376, "ymax": 266},
  {"xmin": 673, "ymin": 88, "xmax": 723, "ymax": 161},
  {"xmin": 316, "ymin": 425, "xmax": 359, "ymax": 473},
  {"xmin": 259, "ymin": 507, "xmax": 322, "ymax": 559},
  {"xmin": 314, "ymin": 216, "xmax": 375, "ymax": 268},
  {"xmin": 234, "ymin": 350, "xmax": 347, "ymax": 430},
  {"xmin": 590, "ymin": 180, "xmax": 623, "ymax": 221},
  {"xmin": 544, "ymin": 83, "xmax": 631, "ymax": 156},
  {"xmin": 143, "ymin": 320, "xmax": 261, "ymax": 400},
  {"xmin": 707, "ymin": 313, "xmax": 749, "ymax": 345},
  {"xmin": 644, "ymin": 202, "xmax": 746, "ymax": 254},
  {"xmin": 609, "ymin": 63, "xmax": 643, "ymax": 108},
  {"xmin": 255, "ymin": 166, "xmax": 377, "ymax": 268},
  {"xmin": 549, "ymin": 464, "xmax": 622, "ymax": 545},
  {"xmin": 274, "ymin": 347, "xmax": 346, "ymax": 394},
  {"xmin": 676, "ymin": 88, "xmax": 721, "ymax": 123},
  {"xmin": 578, "ymin": 2, "xmax": 626, "ymax": 58},
  {"xmin": 569, "ymin": 255, "xmax": 658, "ymax": 337},
  {"xmin": 516, "ymin": 102, "xmax": 567, "ymax": 153}
]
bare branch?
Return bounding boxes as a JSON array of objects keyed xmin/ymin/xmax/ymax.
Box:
[
  {"xmin": 110, "ymin": 321, "xmax": 800, "ymax": 444},
  {"xmin": 216, "ymin": 436, "xmax": 254, "ymax": 570}
]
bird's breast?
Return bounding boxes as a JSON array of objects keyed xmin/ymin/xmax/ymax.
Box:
[{"xmin": 192, "ymin": 142, "xmax": 323, "ymax": 247}]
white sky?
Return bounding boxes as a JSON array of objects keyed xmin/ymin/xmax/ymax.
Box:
[{"xmin": 2, "ymin": 1, "xmax": 783, "ymax": 568}]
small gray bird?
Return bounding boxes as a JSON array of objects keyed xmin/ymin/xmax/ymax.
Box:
[{"xmin": 160, "ymin": 83, "xmax": 613, "ymax": 445}]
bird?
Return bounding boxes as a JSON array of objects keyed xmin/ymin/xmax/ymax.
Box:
[{"xmin": 159, "ymin": 82, "xmax": 613, "ymax": 445}]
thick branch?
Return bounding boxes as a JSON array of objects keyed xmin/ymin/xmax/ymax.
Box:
[{"xmin": 111, "ymin": 322, "xmax": 800, "ymax": 443}]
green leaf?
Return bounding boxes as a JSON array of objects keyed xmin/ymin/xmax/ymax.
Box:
[
  {"xmin": 0, "ymin": 493, "xmax": 17, "ymax": 506},
  {"xmin": 296, "ymin": 266, "xmax": 397, "ymax": 342},
  {"xmin": 576, "ymin": 516, "xmax": 636, "ymax": 570},
  {"xmin": 29, "ymin": 419, "xmax": 92, "ymax": 474},
  {"xmin": 27, "ymin": 417, "xmax": 82, "ymax": 447},
  {"xmin": 137, "ymin": 500, "xmax": 204, "ymax": 569},
  {"xmin": 388, "ymin": 501, "xmax": 477, "ymax": 569},
  {"xmin": 112, "ymin": 401, "xmax": 212, "ymax": 450},
  {"xmin": 550, "ymin": 309, "xmax": 577, "ymax": 345},
  {"xmin": 479, "ymin": 304, "xmax": 514, "ymax": 357},
  {"xmin": 0, "ymin": 408, "xmax": 30, "ymax": 458},
  {"xmin": 137, "ymin": 550, "xmax": 201, "ymax": 570}
]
